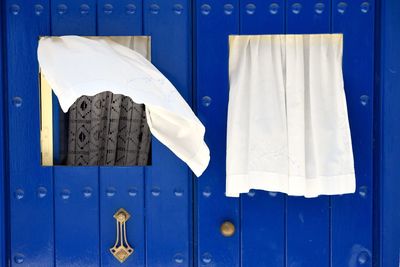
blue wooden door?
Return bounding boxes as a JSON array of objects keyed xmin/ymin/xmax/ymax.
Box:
[
  {"xmin": 3, "ymin": 0, "xmax": 378, "ymax": 266},
  {"xmin": 195, "ymin": 1, "xmax": 375, "ymax": 267},
  {"xmin": 5, "ymin": 0, "xmax": 193, "ymax": 266}
]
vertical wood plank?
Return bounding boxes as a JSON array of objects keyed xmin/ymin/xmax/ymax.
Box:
[
  {"xmin": 286, "ymin": 0, "xmax": 330, "ymax": 33},
  {"xmin": 332, "ymin": 1, "xmax": 374, "ymax": 266},
  {"xmin": 240, "ymin": 0, "xmax": 285, "ymax": 35},
  {"xmin": 51, "ymin": 0, "xmax": 96, "ymax": 36},
  {"xmin": 51, "ymin": 1, "xmax": 99, "ymax": 266},
  {"xmin": 144, "ymin": 0, "xmax": 193, "ymax": 266},
  {"xmin": 0, "ymin": 3, "xmax": 6, "ymax": 266},
  {"xmin": 97, "ymin": 0, "xmax": 142, "ymax": 36},
  {"xmin": 96, "ymin": 2, "xmax": 146, "ymax": 266},
  {"xmin": 195, "ymin": 1, "xmax": 240, "ymax": 266},
  {"xmin": 99, "ymin": 168, "xmax": 145, "ymax": 266},
  {"xmin": 379, "ymin": 0, "xmax": 400, "ymax": 266},
  {"xmin": 5, "ymin": 1, "xmax": 54, "ymax": 266},
  {"xmin": 285, "ymin": 1, "xmax": 331, "ymax": 267},
  {"xmin": 239, "ymin": 1, "xmax": 285, "ymax": 266},
  {"xmin": 53, "ymin": 167, "xmax": 99, "ymax": 267}
]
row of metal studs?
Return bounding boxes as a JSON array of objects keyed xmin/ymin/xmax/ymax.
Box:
[
  {"xmin": 13, "ymin": 186, "xmax": 185, "ymax": 199},
  {"xmin": 200, "ymin": 2, "xmax": 371, "ymax": 16},
  {"xmin": 9, "ymin": 2, "xmax": 371, "ymax": 17}
]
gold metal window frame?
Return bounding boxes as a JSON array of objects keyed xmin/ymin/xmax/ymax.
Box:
[{"xmin": 40, "ymin": 72, "xmax": 53, "ymax": 166}]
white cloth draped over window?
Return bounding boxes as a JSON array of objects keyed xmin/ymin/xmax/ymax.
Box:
[
  {"xmin": 226, "ymin": 34, "xmax": 355, "ymax": 197},
  {"xmin": 38, "ymin": 36, "xmax": 210, "ymax": 177}
]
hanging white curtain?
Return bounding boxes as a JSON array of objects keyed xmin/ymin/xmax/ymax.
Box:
[
  {"xmin": 38, "ymin": 36, "xmax": 210, "ymax": 177},
  {"xmin": 226, "ymin": 34, "xmax": 355, "ymax": 198}
]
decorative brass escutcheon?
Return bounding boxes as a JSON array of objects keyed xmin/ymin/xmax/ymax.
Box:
[{"xmin": 110, "ymin": 208, "xmax": 134, "ymax": 263}]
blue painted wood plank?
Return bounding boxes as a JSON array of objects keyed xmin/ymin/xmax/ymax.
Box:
[
  {"xmin": 285, "ymin": 1, "xmax": 331, "ymax": 267},
  {"xmin": 379, "ymin": 1, "xmax": 400, "ymax": 266},
  {"xmin": 54, "ymin": 167, "xmax": 99, "ymax": 267},
  {"xmin": 51, "ymin": 2, "xmax": 99, "ymax": 266},
  {"xmin": 239, "ymin": 1, "xmax": 285, "ymax": 267},
  {"xmin": 96, "ymin": 3, "xmax": 145, "ymax": 266},
  {"xmin": 0, "ymin": 4, "xmax": 6, "ymax": 266},
  {"xmin": 5, "ymin": 1, "xmax": 54, "ymax": 266},
  {"xmin": 241, "ymin": 192, "xmax": 285, "ymax": 267},
  {"xmin": 331, "ymin": 1, "xmax": 375, "ymax": 266},
  {"xmin": 144, "ymin": 0, "xmax": 192, "ymax": 101},
  {"xmin": 144, "ymin": 1, "xmax": 193, "ymax": 266},
  {"xmin": 195, "ymin": 1, "xmax": 240, "ymax": 266},
  {"xmin": 97, "ymin": 0, "xmax": 143, "ymax": 36},
  {"xmin": 99, "ymin": 167, "xmax": 145, "ymax": 267},
  {"xmin": 286, "ymin": 199, "xmax": 329, "ymax": 267},
  {"xmin": 286, "ymin": 0, "xmax": 330, "ymax": 33},
  {"xmin": 240, "ymin": 0, "xmax": 285, "ymax": 35},
  {"xmin": 51, "ymin": 0, "xmax": 96, "ymax": 36}
]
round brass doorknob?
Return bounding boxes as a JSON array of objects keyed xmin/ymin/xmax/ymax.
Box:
[{"xmin": 220, "ymin": 221, "xmax": 235, "ymax": 237}]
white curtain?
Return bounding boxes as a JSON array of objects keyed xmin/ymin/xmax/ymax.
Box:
[
  {"xmin": 38, "ymin": 36, "xmax": 210, "ymax": 177},
  {"xmin": 226, "ymin": 34, "xmax": 355, "ymax": 198}
]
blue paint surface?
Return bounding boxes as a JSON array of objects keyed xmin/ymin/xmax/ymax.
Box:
[
  {"xmin": 285, "ymin": 1, "xmax": 330, "ymax": 267},
  {"xmin": 239, "ymin": 1, "xmax": 285, "ymax": 266},
  {"xmin": 51, "ymin": 3, "xmax": 99, "ymax": 266},
  {"xmin": 378, "ymin": 0, "xmax": 400, "ymax": 266},
  {"xmin": 0, "ymin": 3, "xmax": 6, "ymax": 266},
  {"xmin": 54, "ymin": 167, "xmax": 100, "ymax": 267},
  {"xmin": 96, "ymin": 4, "xmax": 146, "ymax": 266},
  {"xmin": 51, "ymin": 0, "xmax": 96, "ymax": 36},
  {"xmin": 144, "ymin": 1, "xmax": 193, "ymax": 265},
  {"xmin": 99, "ymin": 167, "xmax": 146, "ymax": 266},
  {"xmin": 0, "ymin": 0, "xmax": 398, "ymax": 266},
  {"xmin": 97, "ymin": 0, "xmax": 143, "ymax": 36},
  {"xmin": 5, "ymin": 1, "xmax": 54, "ymax": 266},
  {"xmin": 195, "ymin": 1, "xmax": 241, "ymax": 266},
  {"xmin": 331, "ymin": 1, "xmax": 375, "ymax": 266}
]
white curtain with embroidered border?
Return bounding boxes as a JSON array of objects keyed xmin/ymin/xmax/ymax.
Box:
[
  {"xmin": 38, "ymin": 36, "xmax": 210, "ymax": 177},
  {"xmin": 226, "ymin": 34, "xmax": 355, "ymax": 198}
]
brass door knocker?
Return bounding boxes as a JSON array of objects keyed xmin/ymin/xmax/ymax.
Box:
[{"xmin": 110, "ymin": 208, "xmax": 134, "ymax": 263}]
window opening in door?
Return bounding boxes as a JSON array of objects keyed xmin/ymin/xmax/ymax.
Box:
[{"xmin": 39, "ymin": 36, "xmax": 152, "ymax": 166}]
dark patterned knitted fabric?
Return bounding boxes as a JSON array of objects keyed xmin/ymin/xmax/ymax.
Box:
[{"xmin": 67, "ymin": 91, "xmax": 151, "ymax": 166}]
